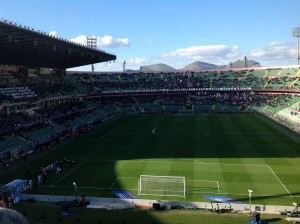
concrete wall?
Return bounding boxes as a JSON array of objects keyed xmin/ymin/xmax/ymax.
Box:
[{"xmin": 20, "ymin": 194, "xmax": 296, "ymax": 214}]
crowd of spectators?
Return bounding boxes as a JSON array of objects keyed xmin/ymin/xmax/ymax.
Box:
[
  {"xmin": 69, "ymin": 70, "xmax": 300, "ymax": 95},
  {"xmin": 192, "ymin": 92, "xmax": 294, "ymax": 109},
  {"xmin": 30, "ymin": 80, "xmax": 75, "ymax": 99},
  {"xmin": 95, "ymin": 92, "xmax": 297, "ymax": 114},
  {"xmin": 0, "ymin": 69, "xmax": 299, "ymax": 104},
  {"xmin": 35, "ymin": 100, "xmax": 87, "ymax": 119},
  {"xmin": 0, "ymin": 113, "xmax": 39, "ymax": 139},
  {"xmin": 0, "ymin": 70, "xmax": 299, "ymax": 160},
  {"xmin": 0, "ymin": 93, "xmax": 14, "ymax": 104}
]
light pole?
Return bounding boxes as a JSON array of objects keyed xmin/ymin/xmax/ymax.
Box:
[
  {"xmin": 248, "ymin": 189, "xmax": 253, "ymax": 214},
  {"xmin": 87, "ymin": 35, "xmax": 97, "ymax": 72},
  {"xmin": 293, "ymin": 27, "xmax": 300, "ymax": 65},
  {"xmin": 73, "ymin": 182, "xmax": 77, "ymax": 203}
]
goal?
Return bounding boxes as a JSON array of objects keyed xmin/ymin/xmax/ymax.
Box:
[
  {"xmin": 178, "ymin": 110, "xmax": 194, "ymax": 115},
  {"xmin": 138, "ymin": 175, "xmax": 186, "ymax": 198}
]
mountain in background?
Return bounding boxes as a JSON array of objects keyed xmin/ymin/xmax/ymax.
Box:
[
  {"xmin": 140, "ymin": 63, "xmax": 176, "ymax": 72},
  {"xmin": 125, "ymin": 60, "xmax": 261, "ymax": 72},
  {"xmin": 228, "ymin": 60, "xmax": 261, "ymax": 68},
  {"xmin": 180, "ymin": 61, "xmax": 225, "ymax": 70}
]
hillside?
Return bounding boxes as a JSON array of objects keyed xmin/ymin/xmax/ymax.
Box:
[
  {"xmin": 140, "ymin": 63, "xmax": 176, "ymax": 72},
  {"xmin": 228, "ymin": 60, "xmax": 261, "ymax": 68},
  {"xmin": 125, "ymin": 60, "xmax": 261, "ymax": 72},
  {"xmin": 181, "ymin": 61, "xmax": 225, "ymax": 70}
]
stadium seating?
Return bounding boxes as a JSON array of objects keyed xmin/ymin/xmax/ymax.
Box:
[
  {"xmin": 65, "ymin": 68, "xmax": 300, "ymax": 92},
  {"xmin": 0, "ymin": 67, "xmax": 300, "ymax": 160}
]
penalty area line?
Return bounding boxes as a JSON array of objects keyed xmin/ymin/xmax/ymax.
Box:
[
  {"xmin": 51, "ymin": 160, "xmax": 87, "ymax": 187},
  {"xmin": 97, "ymin": 126, "xmax": 119, "ymax": 141},
  {"xmin": 267, "ymin": 165, "xmax": 292, "ymax": 197},
  {"xmin": 109, "ymin": 177, "xmax": 119, "ymax": 189},
  {"xmin": 102, "ymin": 130, "xmax": 113, "ymax": 138},
  {"xmin": 109, "ymin": 176, "xmax": 138, "ymax": 189}
]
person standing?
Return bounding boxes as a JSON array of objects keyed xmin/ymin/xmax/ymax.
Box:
[{"xmin": 28, "ymin": 180, "xmax": 33, "ymax": 190}]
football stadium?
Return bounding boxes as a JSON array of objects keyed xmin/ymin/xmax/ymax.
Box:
[{"xmin": 0, "ymin": 12, "xmax": 300, "ymax": 224}]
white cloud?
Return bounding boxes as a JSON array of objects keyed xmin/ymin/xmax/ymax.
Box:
[
  {"xmin": 246, "ymin": 41, "xmax": 299, "ymax": 66},
  {"xmin": 128, "ymin": 57, "xmax": 149, "ymax": 65},
  {"xmin": 98, "ymin": 35, "xmax": 130, "ymax": 48},
  {"xmin": 154, "ymin": 42, "xmax": 298, "ymax": 68},
  {"xmin": 250, "ymin": 41, "xmax": 295, "ymax": 59},
  {"xmin": 69, "ymin": 35, "xmax": 130, "ymax": 48},
  {"xmin": 68, "ymin": 61, "xmax": 121, "ymax": 72},
  {"xmin": 161, "ymin": 45, "xmax": 241, "ymax": 58},
  {"xmin": 156, "ymin": 45, "xmax": 242, "ymax": 68},
  {"xmin": 69, "ymin": 35, "xmax": 87, "ymax": 45},
  {"xmin": 147, "ymin": 39, "xmax": 153, "ymax": 45},
  {"xmin": 68, "ymin": 58, "xmax": 149, "ymax": 72},
  {"xmin": 68, "ymin": 41, "xmax": 299, "ymax": 71},
  {"xmin": 49, "ymin": 31, "xmax": 58, "ymax": 37}
]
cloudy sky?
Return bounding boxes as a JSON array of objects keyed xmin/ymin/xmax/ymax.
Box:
[{"xmin": 1, "ymin": 0, "xmax": 300, "ymax": 71}]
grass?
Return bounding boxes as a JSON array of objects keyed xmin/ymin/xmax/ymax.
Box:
[
  {"xmin": 1, "ymin": 114, "xmax": 300, "ymax": 223},
  {"xmin": 2, "ymin": 114, "xmax": 300, "ymax": 204}
]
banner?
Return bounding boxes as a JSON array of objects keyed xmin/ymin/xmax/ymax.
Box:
[
  {"xmin": 112, "ymin": 190, "xmax": 137, "ymax": 199},
  {"xmin": 203, "ymin": 195, "xmax": 244, "ymax": 204},
  {"xmin": 101, "ymin": 87, "xmax": 252, "ymax": 94}
]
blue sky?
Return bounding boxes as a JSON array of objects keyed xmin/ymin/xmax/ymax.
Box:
[{"xmin": 1, "ymin": 0, "xmax": 300, "ymax": 71}]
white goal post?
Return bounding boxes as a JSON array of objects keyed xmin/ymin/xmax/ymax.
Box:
[{"xmin": 138, "ymin": 175, "xmax": 186, "ymax": 198}]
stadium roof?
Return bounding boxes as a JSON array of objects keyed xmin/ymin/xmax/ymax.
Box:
[{"xmin": 0, "ymin": 19, "xmax": 116, "ymax": 69}]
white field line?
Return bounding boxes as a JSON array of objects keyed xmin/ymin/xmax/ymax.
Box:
[
  {"xmin": 49, "ymin": 160, "xmax": 293, "ymax": 198},
  {"xmin": 109, "ymin": 177, "xmax": 139, "ymax": 189},
  {"xmin": 187, "ymin": 179, "xmax": 218, "ymax": 183},
  {"xmin": 43, "ymin": 185, "xmax": 137, "ymax": 191},
  {"xmin": 267, "ymin": 165, "xmax": 293, "ymax": 197},
  {"xmin": 88, "ymin": 159, "xmax": 268, "ymax": 167},
  {"xmin": 51, "ymin": 160, "xmax": 87, "ymax": 187},
  {"xmin": 187, "ymin": 179, "xmax": 220, "ymax": 194},
  {"xmin": 193, "ymin": 160, "xmax": 205, "ymax": 163},
  {"xmin": 118, "ymin": 127, "xmax": 273, "ymax": 135},
  {"xmin": 40, "ymin": 185, "xmax": 300, "ymax": 198},
  {"xmin": 97, "ymin": 126, "xmax": 119, "ymax": 141},
  {"xmin": 102, "ymin": 130, "xmax": 113, "ymax": 138},
  {"xmin": 193, "ymin": 161, "xmax": 268, "ymax": 167},
  {"xmin": 109, "ymin": 177, "xmax": 119, "ymax": 189},
  {"xmin": 109, "ymin": 177, "xmax": 138, "ymax": 189}
]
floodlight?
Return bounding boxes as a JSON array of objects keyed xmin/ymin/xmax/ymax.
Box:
[
  {"xmin": 293, "ymin": 27, "xmax": 300, "ymax": 65},
  {"xmin": 87, "ymin": 36, "xmax": 97, "ymax": 72}
]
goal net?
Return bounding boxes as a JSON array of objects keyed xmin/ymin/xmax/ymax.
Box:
[
  {"xmin": 138, "ymin": 175, "xmax": 186, "ymax": 198},
  {"xmin": 178, "ymin": 110, "xmax": 194, "ymax": 115}
]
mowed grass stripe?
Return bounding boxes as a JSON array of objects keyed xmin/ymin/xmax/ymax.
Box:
[
  {"xmin": 250, "ymin": 115, "xmax": 299, "ymax": 157},
  {"xmin": 242, "ymin": 116, "xmax": 296, "ymax": 196},
  {"xmin": 228, "ymin": 116, "xmax": 292, "ymax": 198},
  {"xmin": 89, "ymin": 158, "xmax": 285, "ymax": 197},
  {"xmin": 227, "ymin": 115, "xmax": 277, "ymax": 192},
  {"xmin": 208, "ymin": 115, "xmax": 256, "ymax": 194},
  {"xmin": 1, "ymin": 114, "xmax": 299, "ymax": 205}
]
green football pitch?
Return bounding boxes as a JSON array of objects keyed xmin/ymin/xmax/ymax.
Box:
[{"xmin": 2, "ymin": 114, "xmax": 300, "ymax": 205}]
